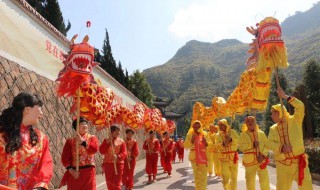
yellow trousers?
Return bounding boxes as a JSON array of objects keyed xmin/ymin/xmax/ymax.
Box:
[
  {"xmin": 207, "ymin": 151, "xmax": 221, "ymax": 176},
  {"xmin": 221, "ymin": 161, "xmax": 238, "ymax": 190},
  {"xmin": 191, "ymin": 162, "xmax": 208, "ymax": 190},
  {"xmin": 276, "ymin": 162, "xmax": 313, "ymax": 190},
  {"xmin": 245, "ymin": 164, "xmax": 270, "ymax": 190}
]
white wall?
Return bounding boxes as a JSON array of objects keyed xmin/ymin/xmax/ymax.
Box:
[{"xmin": 0, "ymin": 0, "xmax": 140, "ymax": 108}]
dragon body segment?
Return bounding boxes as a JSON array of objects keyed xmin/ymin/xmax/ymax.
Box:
[{"xmin": 191, "ymin": 17, "xmax": 288, "ymax": 129}]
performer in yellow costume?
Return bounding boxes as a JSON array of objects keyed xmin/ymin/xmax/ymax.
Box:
[
  {"xmin": 239, "ymin": 116, "xmax": 270, "ymax": 190},
  {"xmin": 184, "ymin": 120, "xmax": 212, "ymax": 190},
  {"xmin": 266, "ymin": 88, "xmax": 313, "ymax": 190},
  {"xmin": 207, "ymin": 124, "xmax": 221, "ymax": 177},
  {"xmin": 215, "ymin": 119, "xmax": 239, "ymax": 190}
]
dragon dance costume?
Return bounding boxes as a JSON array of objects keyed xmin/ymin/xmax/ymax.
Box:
[
  {"xmin": 239, "ymin": 121, "xmax": 270, "ymax": 190},
  {"xmin": 171, "ymin": 140, "xmax": 177, "ymax": 163},
  {"xmin": 100, "ymin": 137, "xmax": 127, "ymax": 190},
  {"xmin": 0, "ymin": 125, "xmax": 53, "ymax": 190},
  {"xmin": 122, "ymin": 137, "xmax": 139, "ymax": 190},
  {"xmin": 160, "ymin": 137, "xmax": 174, "ymax": 176},
  {"xmin": 266, "ymin": 97, "xmax": 313, "ymax": 190},
  {"xmin": 60, "ymin": 133, "xmax": 99, "ymax": 190},
  {"xmin": 177, "ymin": 138, "xmax": 184, "ymax": 162},
  {"xmin": 207, "ymin": 128, "xmax": 221, "ymax": 177},
  {"xmin": 143, "ymin": 137, "xmax": 160, "ymax": 182},
  {"xmin": 184, "ymin": 120, "xmax": 212, "ymax": 190},
  {"xmin": 215, "ymin": 119, "xmax": 239, "ymax": 190}
]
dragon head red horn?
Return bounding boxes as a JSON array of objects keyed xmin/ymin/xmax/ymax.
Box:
[{"xmin": 70, "ymin": 34, "xmax": 78, "ymax": 46}]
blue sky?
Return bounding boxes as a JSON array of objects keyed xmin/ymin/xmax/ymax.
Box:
[{"xmin": 58, "ymin": 0, "xmax": 319, "ymax": 74}]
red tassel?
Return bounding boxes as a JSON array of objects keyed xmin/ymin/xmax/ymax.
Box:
[
  {"xmin": 56, "ymin": 72, "xmax": 90, "ymax": 97},
  {"xmin": 234, "ymin": 152, "xmax": 239, "ymax": 164},
  {"xmin": 298, "ymin": 154, "xmax": 307, "ymax": 186},
  {"xmin": 259, "ymin": 157, "xmax": 270, "ymax": 169}
]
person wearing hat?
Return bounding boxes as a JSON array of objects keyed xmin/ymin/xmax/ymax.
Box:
[
  {"xmin": 184, "ymin": 120, "xmax": 212, "ymax": 190},
  {"xmin": 239, "ymin": 116, "xmax": 270, "ymax": 190},
  {"xmin": 177, "ymin": 136, "xmax": 185, "ymax": 162},
  {"xmin": 207, "ymin": 124, "xmax": 221, "ymax": 177},
  {"xmin": 143, "ymin": 130, "xmax": 160, "ymax": 183},
  {"xmin": 122, "ymin": 129, "xmax": 139, "ymax": 190},
  {"xmin": 60, "ymin": 117, "xmax": 99, "ymax": 189},
  {"xmin": 160, "ymin": 132, "xmax": 174, "ymax": 177},
  {"xmin": 216, "ymin": 119, "xmax": 239, "ymax": 190},
  {"xmin": 100, "ymin": 125, "xmax": 127, "ymax": 190},
  {"xmin": 266, "ymin": 88, "xmax": 313, "ymax": 190}
]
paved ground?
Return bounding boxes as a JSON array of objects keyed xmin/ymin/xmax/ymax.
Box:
[{"xmin": 57, "ymin": 150, "xmax": 320, "ymax": 190}]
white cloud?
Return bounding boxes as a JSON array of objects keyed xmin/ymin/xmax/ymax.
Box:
[{"xmin": 168, "ymin": 0, "xmax": 319, "ymax": 43}]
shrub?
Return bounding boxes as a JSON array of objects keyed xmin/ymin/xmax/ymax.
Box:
[
  {"xmin": 305, "ymin": 138, "xmax": 320, "ymax": 174},
  {"xmin": 268, "ymin": 138, "xmax": 320, "ymax": 174}
]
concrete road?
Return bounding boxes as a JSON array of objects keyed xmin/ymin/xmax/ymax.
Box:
[{"xmin": 57, "ymin": 151, "xmax": 320, "ymax": 190}]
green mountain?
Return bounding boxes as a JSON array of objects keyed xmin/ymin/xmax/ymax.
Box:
[{"xmin": 143, "ymin": 2, "xmax": 320, "ymax": 114}]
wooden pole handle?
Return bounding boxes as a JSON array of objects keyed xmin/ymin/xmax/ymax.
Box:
[
  {"xmin": 274, "ymin": 68, "xmax": 289, "ymax": 145},
  {"xmin": 108, "ymin": 128, "xmax": 118, "ymax": 175},
  {"xmin": 76, "ymin": 88, "xmax": 80, "ymax": 172}
]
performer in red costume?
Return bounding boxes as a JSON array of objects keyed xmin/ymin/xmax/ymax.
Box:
[
  {"xmin": 143, "ymin": 131, "xmax": 160, "ymax": 183},
  {"xmin": 60, "ymin": 117, "xmax": 99, "ymax": 190},
  {"xmin": 172, "ymin": 138, "xmax": 177, "ymax": 163},
  {"xmin": 100, "ymin": 125, "xmax": 127, "ymax": 190},
  {"xmin": 0, "ymin": 92, "xmax": 53, "ymax": 190},
  {"xmin": 177, "ymin": 136, "xmax": 185, "ymax": 162},
  {"xmin": 161, "ymin": 132, "xmax": 174, "ymax": 177},
  {"xmin": 160, "ymin": 136, "xmax": 166, "ymax": 172},
  {"xmin": 122, "ymin": 129, "xmax": 140, "ymax": 190}
]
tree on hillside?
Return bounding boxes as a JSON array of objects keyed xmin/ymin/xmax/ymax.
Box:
[
  {"xmin": 264, "ymin": 72, "xmax": 290, "ymax": 135},
  {"xmin": 303, "ymin": 59, "xmax": 320, "ymax": 137},
  {"xmin": 100, "ymin": 29, "xmax": 130, "ymax": 88},
  {"xmin": 180, "ymin": 116, "xmax": 191, "ymax": 137},
  {"xmin": 129, "ymin": 70, "xmax": 153, "ymax": 107},
  {"xmin": 117, "ymin": 61, "xmax": 126, "ymax": 85},
  {"xmin": 101, "ymin": 29, "xmax": 117, "ymax": 77},
  {"xmin": 27, "ymin": 0, "xmax": 71, "ymax": 35},
  {"xmin": 26, "ymin": 0, "xmax": 45, "ymax": 14},
  {"xmin": 124, "ymin": 69, "xmax": 130, "ymax": 89},
  {"xmin": 293, "ymin": 84, "xmax": 314, "ymax": 138},
  {"xmin": 94, "ymin": 49, "xmax": 102, "ymax": 63}
]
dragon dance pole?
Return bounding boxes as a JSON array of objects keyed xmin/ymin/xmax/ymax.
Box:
[
  {"xmin": 107, "ymin": 127, "xmax": 118, "ymax": 175},
  {"xmin": 252, "ymin": 110, "xmax": 260, "ymax": 158},
  {"xmin": 124, "ymin": 125, "xmax": 131, "ymax": 170},
  {"xmin": 76, "ymin": 88, "xmax": 80, "ymax": 171},
  {"xmin": 274, "ymin": 68, "xmax": 289, "ymax": 143},
  {"xmin": 127, "ymin": 155, "xmax": 131, "ymax": 170},
  {"xmin": 274, "ymin": 68, "xmax": 293, "ymax": 158},
  {"xmin": 158, "ymin": 131, "xmax": 166, "ymax": 156}
]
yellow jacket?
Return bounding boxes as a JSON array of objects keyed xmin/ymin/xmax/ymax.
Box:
[
  {"xmin": 184, "ymin": 120, "xmax": 213, "ymax": 164},
  {"xmin": 215, "ymin": 129, "xmax": 239, "ymax": 162},
  {"xmin": 266, "ymin": 98, "xmax": 305, "ymax": 163},
  {"xmin": 184, "ymin": 131, "xmax": 212, "ymax": 162},
  {"xmin": 239, "ymin": 130, "xmax": 268, "ymax": 167},
  {"xmin": 207, "ymin": 131, "xmax": 218, "ymax": 152}
]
